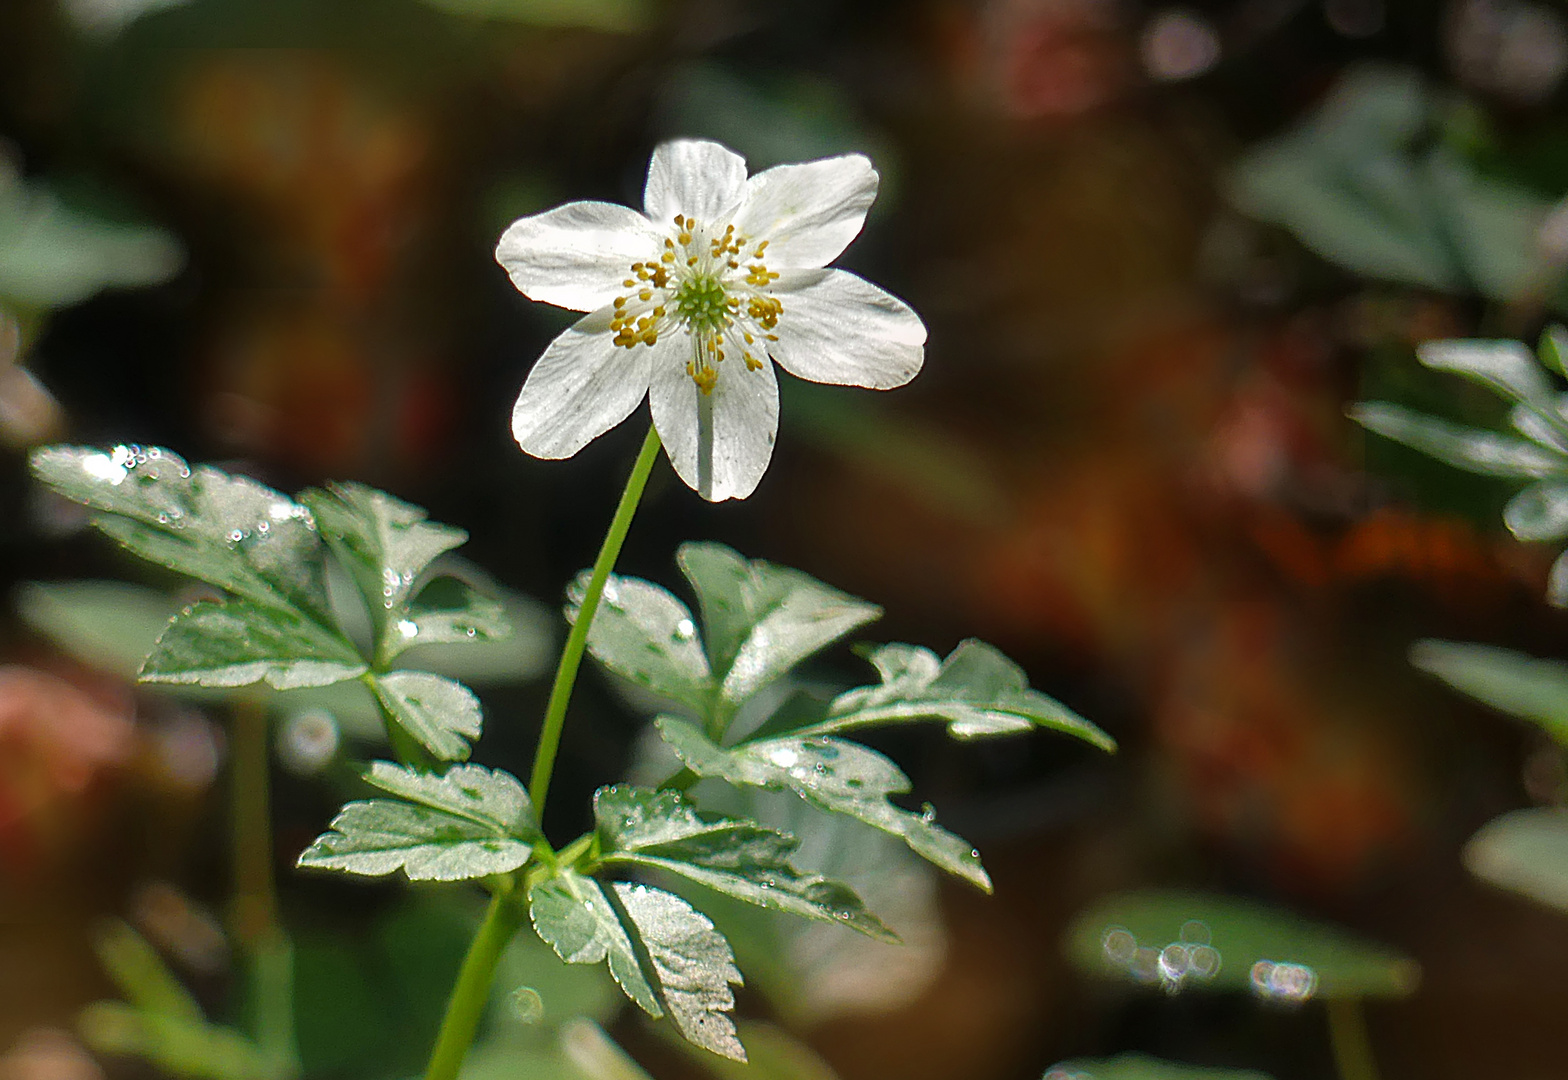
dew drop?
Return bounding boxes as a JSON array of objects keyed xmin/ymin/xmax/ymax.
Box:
[
  {"xmin": 673, "ymin": 618, "xmax": 696, "ymax": 641},
  {"xmin": 510, "ymin": 987, "xmax": 544, "ymax": 1025},
  {"xmin": 919, "ymin": 802, "xmax": 937, "ymax": 825}
]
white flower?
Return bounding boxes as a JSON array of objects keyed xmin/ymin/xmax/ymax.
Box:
[{"xmin": 497, "ymin": 139, "xmax": 926, "ymax": 501}]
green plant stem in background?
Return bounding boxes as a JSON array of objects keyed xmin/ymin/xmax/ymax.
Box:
[
  {"xmin": 229, "ymin": 697, "xmax": 300, "ymax": 1079},
  {"xmin": 1327, "ymin": 998, "xmax": 1380, "ymax": 1080},
  {"xmin": 529, "ymin": 424, "xmax": 663, "ymax": 821},
  {"xmin": 423, "ymin": 888, "xmax": 526, "ymax": 1080}
]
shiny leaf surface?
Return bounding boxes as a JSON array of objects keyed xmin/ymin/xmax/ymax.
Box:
[
  {"xmin": 593, "ymin": 785, "xmax": 894, "ymax": 940},
  {"xmin": 370, "ymin": 671, "xmax": 484, "ymax": 762},
  {"xmin": 656, "ymin": 717, "xmax": 989, "ymax": 891},
  {"xmin": 140, "ymin": 600, "xmax": 365, "ymax": 690}
]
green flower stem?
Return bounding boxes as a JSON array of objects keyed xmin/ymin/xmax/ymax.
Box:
[
  {"xmin": 529, "ymin": 423, "xmax": 663, "ymax": 821},
  {"xmin": 422, "ymin": 886, "xmax": 526, "ymax": 1080},
  {"xmin": 229, "ymin": 697, "xmax": 299, "ymax": 1079},
  {"xmin": 1327, "ymin": 998, "xmax": 1380, "ymax": 1080}
]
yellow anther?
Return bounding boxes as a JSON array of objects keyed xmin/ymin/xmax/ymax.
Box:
[
  {"xmin": 743, "ymin": 331, "xmax": 754, "ymax": 343},
  {"xmin": 614, "ymin": 296, "xmax": 627, "ymax": 308},
  {"xmin": 653, "ymin": 305, "xmax": 666, "ymax": 316},
  {"xmin": 664, "ymin": 238, "xmax": 675, "ymax": 248},
  {"xmin": 687, "ymin": 256, "xmax": 698, "ymax": 266},
  {"xmin": 639, "ymin": 289, "xmax": 652, "ymax": 301},
  {"xmin": 661, "ymin": 252, "xmax": 675, "ymax": 263},
  {"xmin": 728, "ymin": 259, "xmax": 739, "ymax": 269},
  {"xmin": 674, "ymin": 214, "xmax": 685, "ymax": 227},
  {"xmin": 744, "ymin": 353, "xmax": 763, "ymax": 371}
]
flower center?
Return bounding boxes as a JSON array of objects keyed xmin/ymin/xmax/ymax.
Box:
[
  {"xmin": 607, "ymin": 214, "xmax": 783, "ymax": 395},
  {"xmin": 673, "ymin": 273, "xmax": 729, "ymax": 333}
]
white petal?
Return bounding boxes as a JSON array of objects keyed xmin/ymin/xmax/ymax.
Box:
[
  {"xmin": 766, "ymin": 269, "xmax": 925, "ymax": 389},
  {"xmin": 511, "ymin": 307, "xmax": 652, "ymax": 459},
  {"xmin": 730, "ymin": 155, "xmax": 878, "ymax": 269},
  {"xmin": 497, "ymin": 201, "xmax": 660, "ymax": 312},
  {"xmin": 643, "ymin": 140, "xmax": 749, "ymax": 228},
  {"xmin": 648, "ymin": 339, "xmax": 779, "ymax": 502}
]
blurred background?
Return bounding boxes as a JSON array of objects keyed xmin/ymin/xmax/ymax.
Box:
[{"xmin": 4, "ymin": 0, "xmax": 1568, "ymax": 1078}]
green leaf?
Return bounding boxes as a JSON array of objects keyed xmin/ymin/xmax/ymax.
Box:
[
  {"xmin": 567, "ymin": 572, "xmax": 713, "ymax": 713},
  {"xmin": 1416, "ymin": 338, "xmax": 1553, "ymax": 404},
  {"xmin": 30, "ymin": 445, "xmax": 334, "ymax": 623},
  {"xmin": 299, "ymin": 482, "xmax": 477, "ymax": 660},
  {"xmin": 79, "ymin": 1002, "xmax": 271, "ymax": 1080},
  {"xmin": 1225, "ymin": 67, "xmax": 1551, "ymax": 301},
  {"xmin": 681, "ymin": 791, "xmax": 948, "ymax": 1026},
  {"xmin": 0, "ymin": 175, "xmax": 183, "ymax": 309},
  {"xmin": 592, "ymin": 785, "xmax": 895, "ymax": 941},
  {"xmin": 1549, "ymin": 551, "xmax": 1568, "ymax": 608},
  {"xmin": 530, "ymin": 872, "xmax": 746, "ymax": 1061},
  {"xmin": 94, "ymin": 921, "xmax": 202, "ymax": 1022},
  {"xmin": 1349, "ymin": 402, "xmax": 1566, "ymax": 478},
  {"xmin": 15, "ymin": 580, "xmax": 178, "ymax": 679},
  {"xmin": 806, "ymin": 640, "xmax": 1114, "ymax": 750},
  {"xmin": 1464, "ymin": 807, "xmax": 1568, "ymax": 913},
  {"xmin": 1504, "ymin": 480, "xmax": 1568, "ymax": 540},
  {"xmin": 397, "ymin": 576, "xmax": 512, "ymax": 657},
  {"xmin": 676, "ymin": 543, "xmax": 881, "ymax": 706},
  {"xmin": 1541, "ymin": 325, "xmax": 1568, "ymax": 379},
  {"xmin": 656, "ymin": 717, "xmax": 990, "ymax": 891},
  {"xmin": 1044, "ymin": 1054, "xmax": 1274, "ymax": 1080},
  {"xmin": 529, "ymin": 871, "xmax": 661, "ymax": 1018},
  {"xmin": 1064, "ymin": 889, "xmax": 1419, "ymax": 1000},
  {"xmin": 298, "ymin": 762, "xmax": 539, "ymax": 881},
  {"xmin": 139, "ymin": 600, "xmax": 365, "ymax": 690},
  {"xmin": 612, "ymin": 882, "xmax": 745, "ymax": 1061},
  {"xmin": 1410, "ymin": 639, "xmax": 1568, "ymax": 743},
  {"xmin": 370, "ymin": 671, "xmax": 483, "ymax": 762}
]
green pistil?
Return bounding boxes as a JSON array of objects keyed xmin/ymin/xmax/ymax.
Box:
[{"xmin": 673, "ymin": 274, "xmax": 728, "ymax": 333}]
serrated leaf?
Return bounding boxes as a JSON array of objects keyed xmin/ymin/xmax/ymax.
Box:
[
  {"xmin": 1064, "ymin": 889, "xmax": 1419, "ymax": 1000},
  {"xmin": 593, "ymin": 785, "xmax": 894, "ymax": 941},
  {"xmin": 79, "ymin": 1001, "xmax": 271, "ymax": 1080},
  {"xmin": 567, "ymin": 572, "xmax": 713, "ymax": 712},
  {"xmin": 370, "ymin": 671, "xmax": 483, "ymax": 762},
  {"xmin": 530, "ymin": 871, "xmax": 662, "ymax": 1017},
  {"xmin": 140, "ymin": 599, "xmax": 365, "ymax": 690},
  {"xmin": 1349, "ymin": 402, "xmax": 1567, "ymax": 478},
  {"xmin": 613, "ymin": 882, "xmax": 745, "ymax": 1061},
  {"xmin": 1044, "ymin": 1054, "xmax": 1274, "ymax": 1080},
  {"xmin": 94, "ymin": 921, "xmax": 202, "ymax": 1022},
  {"xmin": 656, "ymin": 717, "xmax": 990, "ymax": 891},
  {"xmin": 1417, "ymin": 338, "xmax": 1553, "ymax": 403},
  {"xmin": 1504, "ymin": 480, "xmax": 1568, "ymax": 540},
  {"xmin": 298, "ymin": 762, "xmax": 539, "ymax": 881},
  {"xmin": 30, "ymin": 445, "xmax": 333, "ymax": 623},
  {"xmin": 530, "ymin": 872, "xmax": 746, "ymax": 1061},
  {"xmin": 1464, "ymin": 807, "xmax": 1568, "ymax": 913},
  {"xmin": 676, "ymin": 543, "xmax": 881, "ymax": 706},
  {"xmin": 807, "ymin": 640, "xmax": 1114, "ymax": 750},
  {"xmin": 1410, "ymin": 639, "xmax": 1568, "ymax": 743}
]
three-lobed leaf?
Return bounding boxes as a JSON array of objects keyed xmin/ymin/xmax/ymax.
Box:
[
  {"xmin": 593, "ymin": 785, "xmax": 895, "ymax": 941},
  {"xmin": 655, "ymin": 717, "xmax": 991, "ymax": 891},
  {"xmin": 298, "ymin": 762, "xmax": 540, "ymax": 882},
  {"xmin": 530, "ymin": 870, "xmax": 746, "ymax": 1060},
  {"xmin": 676, "ymin": 543, "xmax": 882, "ymax": 706}
]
